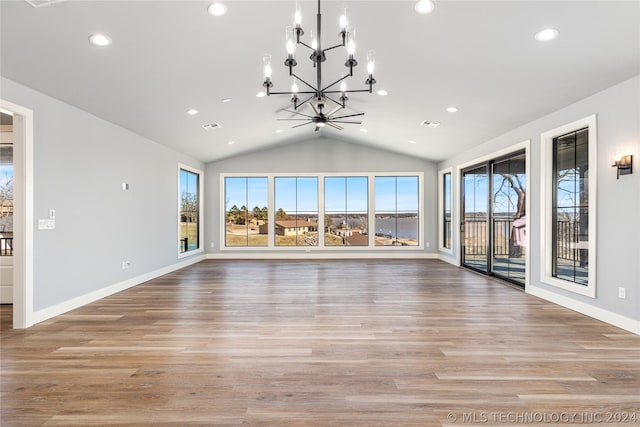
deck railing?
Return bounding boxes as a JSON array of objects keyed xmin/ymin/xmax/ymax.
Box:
[{"xmin": 463, "ymin": 218, "xmax": 579, "ymax": 261}]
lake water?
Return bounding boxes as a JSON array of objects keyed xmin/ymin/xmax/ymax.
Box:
[{"xmin": 375, "ymin": 217, "xmax": 419, "ymax": 240}]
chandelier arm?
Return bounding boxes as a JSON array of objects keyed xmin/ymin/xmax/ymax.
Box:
[
  {"xmin": 325, "ymin": 96, "xmax": 344, "ymax": 109},
  {"xmin": 324, "ymin": 89, "xmax": 372, "ymax": 94},
  {"xmin": 294, "ymin": 95, "xmax": 316, "ymax": 110},
  {"xmin": 330, "ymin": 112, "xmax": 365, "ymax": 119},
  {"xmin": 321, "ymin": 74, "xmax": 350, "ymax": 93},
  {"xmin": 297, "ymin": 41, "xmax": 315, "ymax": 51},
  {"xmin": 290, "ymin": 73, "xmax": 318, "ymax": 93},
  {"xmin": 269, "ymin": 91, "xmax": 317, "ymax": 95},
  {"xmin": 322, "ymin": 43, "xmax": 344, "ymax": 53},
  {"xmin": 282, "ymin": 109, "xmax": 314, "ymax": 118},
  {"xmin": 327, "ymin": 122, "xmax": 344, "ymax": 130},
  {"xmin": 277, "ymin": 118, "xmax": 315, "ymax": 121}
]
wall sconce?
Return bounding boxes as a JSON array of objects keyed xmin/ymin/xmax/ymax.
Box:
[{"xmin": 612, "ymin": 155, "xmax": 633, "ymax": 179}]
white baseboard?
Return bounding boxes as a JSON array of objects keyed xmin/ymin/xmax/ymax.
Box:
[
  {"xmin": 438, "ymin": 253, "xmax": 459, "ymax": 266},
  {"xmin": 527, "ymin": 285, "xmax": 640, "ymax": 335},
  {"xmin": 30, "ymin": 255, "xmax": 205, "ymax": 326},
  {"xmin": 206, "ymin": 252, "xmax": 439, "ymax": 260}
]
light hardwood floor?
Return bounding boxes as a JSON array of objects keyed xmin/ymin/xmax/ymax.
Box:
[{"xmin": 1, "ymin": 260, "xmax": 639, "ymax": 426}]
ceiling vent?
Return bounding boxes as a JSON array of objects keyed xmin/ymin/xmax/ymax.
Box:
[
  {"xmin": 24, "ymin": 0, "xmax": 67, "ymax": 8},
  {"xmin": 203, "ymin": 123, "xmax": 221, "ymax": 131},
  {"xmin": 421, "ymin": 120, "xmax": 441, "ymax": 128}
]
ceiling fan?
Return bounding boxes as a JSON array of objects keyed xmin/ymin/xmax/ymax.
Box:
[{"xmin": 278, "ymin": 101, "xmax": 364, "ymax": 132}]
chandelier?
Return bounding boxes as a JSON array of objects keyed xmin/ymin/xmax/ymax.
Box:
[{"xmin": 261, "ymin": 0, "xmax": 377, "ymax": 131}]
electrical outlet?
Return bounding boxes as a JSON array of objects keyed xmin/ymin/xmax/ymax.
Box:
[
  {"xmin": 618, "ymin": 287, "xmax": 626, "ymax": 299},
  {"xmin": 122, "ymin": 261, "xmax": 131, "ymax": 269},
  {"xmin": 210, "ymin": 242, "xmax": 215, "ymax": 248},
  {"xmin": 426, "ymin": 241, "xmax": 430, "ymax": 248}
]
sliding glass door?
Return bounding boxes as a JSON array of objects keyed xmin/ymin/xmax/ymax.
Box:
[
  {"xmin": 462, "ymin": 165, "xmax": 489, "ymax": 272},
  {"xmin": 461, "ymin": 151, "xmax": 526, "ymax": 286},
  {"xmin": 491, "ymin": 152, "xmax": 526, "ymax": 284}
]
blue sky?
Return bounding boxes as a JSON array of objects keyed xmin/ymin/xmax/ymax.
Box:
[
  {"xmin": 225, "ymin": 176, "xmax": 420, "ymax": 214},
  {"xmin": 179, "ymin": 169, "xmax": 199, "ymax": 199}
]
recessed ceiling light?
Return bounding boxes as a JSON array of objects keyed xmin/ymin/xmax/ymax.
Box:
[
  {"xmin": 227, "ymin": 140, "xmax": 236, "ymax": 145},
  {"xmin": 446, "ymin": 107, "xmax": 458, "ymax": 113},
  {"xmin": 186, "ymin": 109, "xmax": 199, "ymax": 115},
  {"xmin": 256, "ymin": 91, "xmax": 267, "ymax": 98},
  {"xmin": 414, "ymin": 0, "xmax": 434, "ymax": 14},
  {"xmin": 360, "ymin": 128, "xmax": 368, "ymax": 133},
  {"xmin": 376, "ymin": 89, "xmax": 388, "ymax": 96},
  {"xmin": 275, "ymin": 129, "xmax": 284, "ymax": 133},
  {"xmin": 534, "ymin": 28, "xmax": 559, "ymax": 42},
  {"xmin": 208, "ymin": 2, "xmax": 227, "ymax": 16},
  {"xmin": 421, "ymin": 120, "xmax": 440, "ymax": 128},
  {"xmin": 221, "ymin": 98, "xmax": 231, "ymax": 103},
  {"xmin": 203, "ymin": 123, "xmax": 221, "ymax": 131},
  {"xmin": 408, "ymin": 140, "xmax": 417, "ymax": 144},
  {"xmin": 88, "ymin": 33, "xmax": 111, "ymax": 47}
]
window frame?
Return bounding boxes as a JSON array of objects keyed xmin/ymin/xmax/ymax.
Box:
[
  {"xmin": 220, "ymin": 172, "xmax": 424, "ymax": 251},
  {"xmin": 438, "ymin": 167, "xmax": 453, "ymax": 254},
  {"xmin": 177, "ymin": 163, "xmax": 204, "ymax": 259},
  {"xmin": 540, "ymin": 115, "xmax": 597, "ymax": 297}
]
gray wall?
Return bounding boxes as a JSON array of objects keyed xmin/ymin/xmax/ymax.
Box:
[
  {"xmin": 438, "ymin": 75, "xmax": 640, "ymax": 321},
  {"xmin": 1, "ymin": 77, "xmax": 204, "ymax": 311},
  {"xmin": 206, "ymin": 137, "xmax": 438, "ymax": 256}
]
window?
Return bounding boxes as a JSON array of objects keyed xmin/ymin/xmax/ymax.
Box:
[
  {"xmin": 374, "ymin": 176, "xmax": 419, "ymax": 246},
  {"xmin": 552, "ymin": 128, "xmax": 589, "ymax": 285},
  {"xmin": 440, "ymin": 170, "xmax": 452, "ymax": 251},
  {"xmin": 178, "ymin": 165, "xmax": 202, "ymax": 255},
  {"xmin": 541, "ymin": 115, "xmax": 596, "ymax": 297},
  {"xmin": 224, "ymin": 177, "xmax": 268, "ymax": 247},
  {"xmin": 221, "ymin": 173, "xmax": 423, "ymax": 250},
  {"xmin": 324, "ymin": 176, "xmax": 368, "ymax": 246},
  {"xmin": 274, "ymin": 177, "xmax": 319, "ymax": 246}
]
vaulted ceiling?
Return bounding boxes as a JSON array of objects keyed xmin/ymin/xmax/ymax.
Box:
[{"xmin": 1, "ymin": 1, "xmax": 638, "ymax": 163}]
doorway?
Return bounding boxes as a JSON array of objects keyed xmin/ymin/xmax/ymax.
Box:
[
  {"xmin": 461, "ymin": 150, "xmax": 526, "ymax": 286},
  {"xmin": 0, "ymin": 99, "xmax": 33, "ymax": 328},
  {"xmin": 0, "ymin": 111, "xmax": 14, "ymax": 302}
]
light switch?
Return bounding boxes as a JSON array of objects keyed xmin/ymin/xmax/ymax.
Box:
[{"xmin": 122, "ymin": 182, "xmax": 129, "ymax": 190}]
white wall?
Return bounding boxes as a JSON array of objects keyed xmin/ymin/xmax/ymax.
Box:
[
  {"xmin": 206, "ymin": 137, "xmax": 438, "ymax": 257},
  {"xmin": 1, "ymin": 77, "xmax": 205, "ymax": 323},
  {"xmin": 438, "ymin": 75, "xmax": 640, "ymax": 332}
]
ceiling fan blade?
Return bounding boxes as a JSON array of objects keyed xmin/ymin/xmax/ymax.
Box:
[
  {"xmin": 330, "ymin": 112, "xmax": 365, "ymax": 120},
  {"xmin": 292, "ymin": 121, "xmax": 314, "ymax": 129},
  {"xmin": 330, "ymin": 120, "xmax": 362, "ymax": 125},
  {"xmin": 277, "ymin": 118, "xmax": 315, "ymax": 121},
  {"xmin": 307, "ymin": 102, "xmax": 319, "ymax": 115},
  {"xmin": 327, "ymin": 122, "xmax": 344, "ymax": 130},
  {"xmin": 282, "ymin": 109, "xmax": 314, "ymax": 119},
  {"xmin": 327, "ymin": 105, "xmax": 342, "ymax": 117}
]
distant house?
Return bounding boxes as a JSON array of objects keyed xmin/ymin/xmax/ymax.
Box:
[
  {"xmin": 334, "ymin": 228, "xmax": 365, "ymax": 238},
  {"xmin": 259, "ymin": 220, "xmax": 318, "ymax": 236},
  {"xmin": 345, "ymin": 233, "xmax": 369, "ymax": 246}
]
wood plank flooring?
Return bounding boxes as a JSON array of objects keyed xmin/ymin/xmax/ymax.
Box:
[{"xmin": 1, "ymin": 260, "xmax": 639, "ymax": 426}]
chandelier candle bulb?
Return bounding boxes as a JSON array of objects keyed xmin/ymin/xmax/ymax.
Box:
[{"xmin": 294, "ymin": 3, "xmax": 302, "ymax": 27}]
